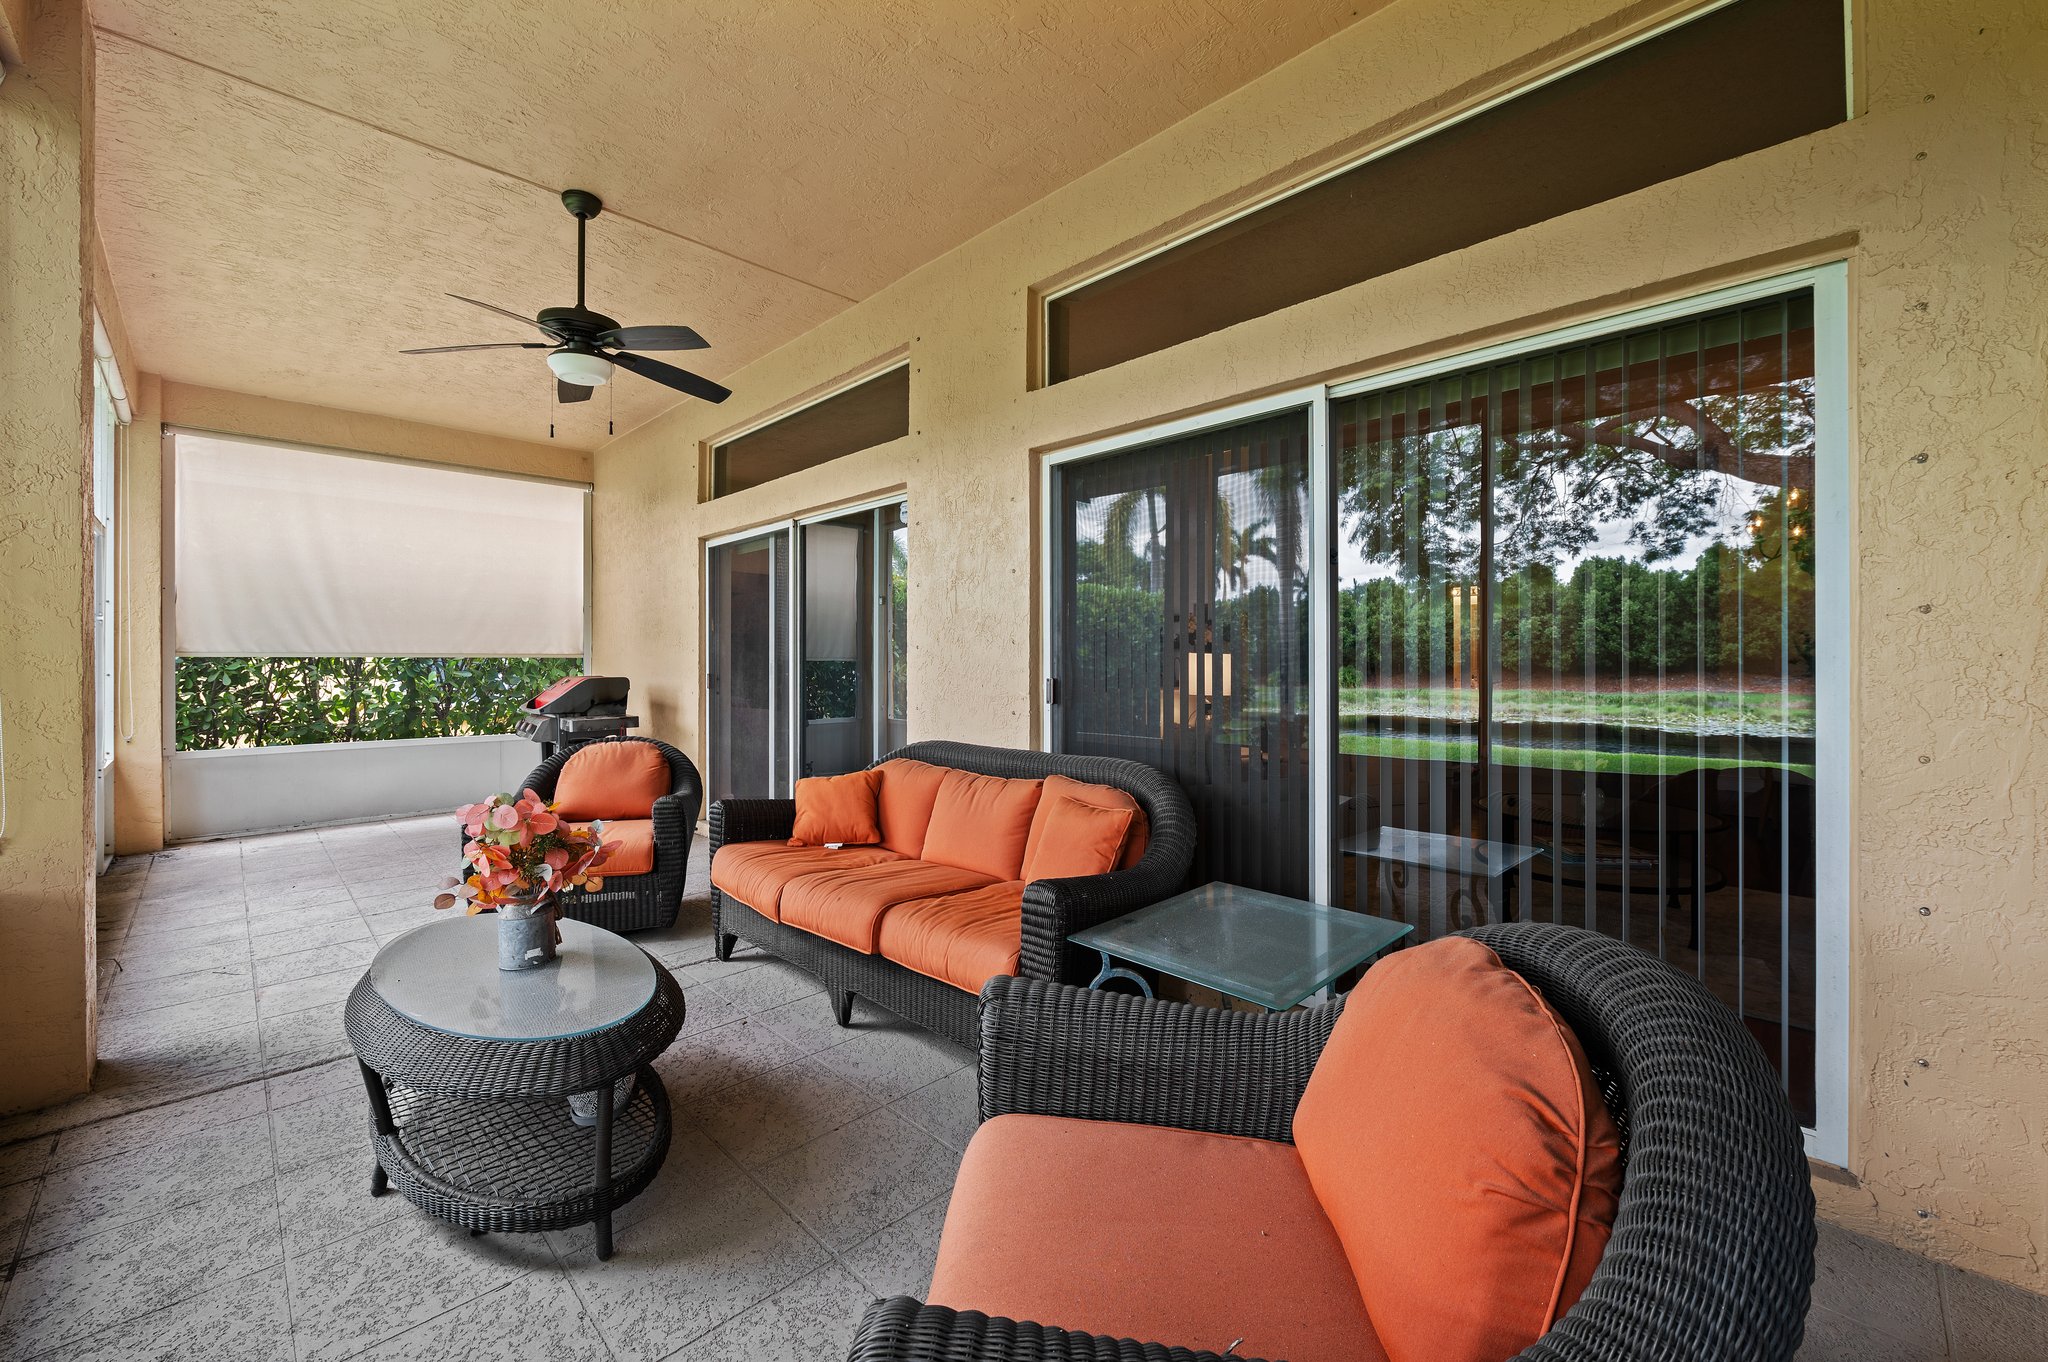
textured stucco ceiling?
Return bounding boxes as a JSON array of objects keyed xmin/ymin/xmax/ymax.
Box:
[{"xmin": 91, "ymin": 1, "xmax": 1364, "ymax": 449}]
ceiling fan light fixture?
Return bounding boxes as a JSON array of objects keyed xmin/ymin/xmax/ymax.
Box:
[{"xmin": 547, "ymin": 350, "xmax": 612, "ymax": 387}]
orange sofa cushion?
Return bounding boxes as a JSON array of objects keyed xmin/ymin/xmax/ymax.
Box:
[
  {"xmin": 930, "ymin": 1114, "xmax": 1385, "ymax": 1362},
  {"xmin": 780, "ymin": 860, "xmax": 998, "ymax": 953},
  {"xmin": 1117, "ymin": 808, "xmax": 1150, "ymax": 869},
  {"xmin": 567, "ymin": 819, "xmax": 655, "ymax": 877},
  {"xmin": 552, "ymin": 741, "xmax": 670, "ymax": 821},
  {"xmin": 789, "ymin": 769, "xmax": 883, "ymax": 846},
  {"xmin": 711, "ymin": 842, "xmax": 903, "ymax": 919},
  {"xmin": 875, "ymin": 758, "xmax": 950, "ymax": 857},
  {"xmin": 1291, "ymin": 937, "xmax": 1623, "ymax": 1362},
  {"xmin": 877, "ymin": 881, "xmax": 1025, "ymax": 994},
  {"xmin": 1020, "ymin": 776, "xmax": 1138, "ymax": 883},
  {"xmin": 920, "ymin": 770, "xmax": 1044, "ymax": 881}
]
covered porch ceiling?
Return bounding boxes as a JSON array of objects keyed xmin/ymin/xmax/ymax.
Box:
[{"xmin": 91, "ymin": 0, "xmax": 1366, "ymax": 449}]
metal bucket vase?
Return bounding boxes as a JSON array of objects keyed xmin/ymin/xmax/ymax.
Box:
[{"xmin": 496, "ymin": 896, "xmax": 559, "ymax": 971}]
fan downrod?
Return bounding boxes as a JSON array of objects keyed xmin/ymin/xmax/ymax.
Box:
[{"xmin": 561, "ymin": 189, "xmax": 603, "ymax": 220}]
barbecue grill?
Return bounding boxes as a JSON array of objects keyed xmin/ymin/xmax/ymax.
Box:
[{"xmin": 516, "ymin": 675, "xmax": 639, "ymax": 760}]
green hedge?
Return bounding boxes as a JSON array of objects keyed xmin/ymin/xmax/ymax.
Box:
[{"xmin": 176, "ymin": 656, "xmax": 583, "ymax": 750}]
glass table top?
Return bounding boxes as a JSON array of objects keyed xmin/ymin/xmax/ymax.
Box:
[
  {"xmin": 1341, "ymin": 826, "xmax": 1542, "ymax": 877},
  {"xmin": 369, "ymin": 916, "xmax": 656, "ymax": 1042},
  {"xmin": 1070, "ymin": 882, "xmax": 1413, "ymax": 1011}
]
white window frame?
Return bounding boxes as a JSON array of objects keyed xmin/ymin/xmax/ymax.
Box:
[{"xmin": 1037, "ymin": 262, "xmax": 1853, "ymax": 1165}]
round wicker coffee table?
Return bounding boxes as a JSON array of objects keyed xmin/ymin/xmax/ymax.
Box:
[{"xmin": 344, "ymin": 915, "xmax": 685, "ymax": 1260}]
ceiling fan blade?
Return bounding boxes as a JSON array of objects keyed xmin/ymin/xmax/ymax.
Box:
[
  {"xmin": 556, "ymin": 378, "xmax": 594, "ymax": 404},
  {"xmin": 609, "ymin": 350, "xmax": 731, "ymax": 403},
  {"xmin": 400, "ymin": 342, "xmax": 552, "ymax": 354},
  {"xmin": 446, "ymin": 293, "xmax": 557, "ymax": 337},
  {"xmin": 593, "ymin": 324, "xmax": 708, "ymax": 352}
]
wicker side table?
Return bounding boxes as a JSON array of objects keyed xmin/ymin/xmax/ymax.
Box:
[{"xmin": 344, "ymin": 916, "xmax": 685, "ymax": 1260}]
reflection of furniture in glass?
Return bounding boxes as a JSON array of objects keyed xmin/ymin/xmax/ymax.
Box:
[
  {"xmin": 345, "ymin": 917, "xmax": 685, "ymax": 1261},
  {"xmin": 1069, "ymin": 882, "xmax": 1412, "ymax": 1011},
  {"xmin": 1343, "ymin": 826, "xmax": 1540, "ymax": 938},
  {"xmin": 849, "ymin": 922, "xmax": 1818, "ymax": 1362},
  {"xmin": 514, "ymin": 736, "xmax": 702, "ymax": 933},
  {"xmin": 1491, "ymin": 780, "xmax": 1727, "ymax": 948}
]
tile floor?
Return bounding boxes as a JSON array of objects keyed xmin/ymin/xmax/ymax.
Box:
[{"xmin": 0, "ymin": 814, "xmax": 2039, "ymax": 1360}]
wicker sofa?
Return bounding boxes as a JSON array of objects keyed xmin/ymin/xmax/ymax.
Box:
[
  {"xmin": 506, "ymin": 735, "xmax": 702, "ymax": 933},
  {"xmin": 849, "ymin": 922, "xmax": 1817, "ymax": 1362},
  {"xmin": 709, "ymin": 741, "xmax": 1196, "ymax": 1050}
]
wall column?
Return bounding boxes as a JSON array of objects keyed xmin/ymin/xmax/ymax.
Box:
[{"xmin": 0, "ymin": 0, "xmax": 99, "ymax": 1113}]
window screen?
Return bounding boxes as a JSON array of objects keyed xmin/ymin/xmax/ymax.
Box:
[
  {"xmin": 1047, "ymin": 0, "xmax": 1846, "ymax": 383},
  {"xmin": 713, "ymin": 365, "xmax": 910, "ymax": 497}
]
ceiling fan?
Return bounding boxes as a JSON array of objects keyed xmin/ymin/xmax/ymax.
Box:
[{"xmin": 399, "ymin": 189, "xmax": 731, "ymax": 408}]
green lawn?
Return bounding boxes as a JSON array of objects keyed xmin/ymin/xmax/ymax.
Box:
[
  {"xmin": 1336, "ymin": 686, "xmax": 1814, "ymax": 736},
  {"xmin": 1338, "ymin": 731, "xmax": 1814, "ymax": 779}
]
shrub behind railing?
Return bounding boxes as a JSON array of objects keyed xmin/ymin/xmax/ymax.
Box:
[{"xmin": 176, "ymin": 656, "xmax": 583, "ymax": 750}]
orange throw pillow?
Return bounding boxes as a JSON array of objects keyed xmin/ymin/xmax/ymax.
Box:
[
  {"xmin": 1019, "ymin": 780, "xmax": 1136, "ymax": 883},
  {"xmin": 920, "ymin": 769, "xmax": 1044, "ymax": 881},
  {"xmin": 876, "ymin": 758, "xmax": 950, "ymax": 858},
  {"xmin": 1291, "ymin": 937, "xmax": 1622, "ymax": 1362},
  {"xmin": 789, "ymin": 769, "xmax": 883, "ymax": 846},
  {"xmin": 552, "ymin": 741, "xmax": 671, "ymax": 821}
]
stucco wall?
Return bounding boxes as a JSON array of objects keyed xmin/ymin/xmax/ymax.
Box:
[
  {"xmin": 0, "ymin": 0, "xmax": 98, "ymax": 1114},
  {"xmin": 590, "ymin": 0, "xmax": 2048, "ymax": 1288}
]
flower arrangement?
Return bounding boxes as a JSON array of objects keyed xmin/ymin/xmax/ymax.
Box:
[{"xmin": 435, "ymin": 789, "xmax": 612, "ymax": 914}]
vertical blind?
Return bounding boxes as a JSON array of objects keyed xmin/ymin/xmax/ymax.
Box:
[
  {"xmin": 1332, "ymin": 290, "xmax": 1819, "ymax": 1122},
  {"xmin": 173, "ymin": 433, "xmax": 586, "ymax": 657},
  {"xmin": 706, "ymin": 530, "xmax": 792, "ymax": 802},
  {"xmin": 1054, "ymin": 411, "xmax": 1313, "ymax": 897}
]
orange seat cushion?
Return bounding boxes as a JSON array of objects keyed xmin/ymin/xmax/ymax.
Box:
[
  {"xmin": 920, "ymin": 770, "xmax": 1044, "ymax": 881},
  {"xmin": 780, "ymin": 860, "xmax": 998, "ymax": 953},
  {"xmin": 567, "ymin": 819, "xmax": 656, "ymax": 877},
  {"xmin": 1117, "ymin": 808, "xmax": 1150, "ymax": 869},
  {"xmin": 789, "ymin": 769, "xmax": 883, "ymax": 846},
  {"xmin": 877, "ymin": 881, "xmax": 1025, "ymax": 994},
  {"xmin": 552, "ymin": 741, "xmax": 671, "ymax": 821},
  {"xmin": 930, "ymin": 1114, "xmax": 1385, "ymax": 1362},
  {"xmin": 1020, "ymin": 776, "xmax": 1138, "ymax": 883},
  {"xmin": 710, "ymin": 842, "xmax": 904, "ymax": 919},
  {"xmin": 1292, "ymin": 937, "xmax": 1623, "ymax": 1362},
  {"xmin": 875, "ymin": 758, "xmax": 950, "ymax": 858}
]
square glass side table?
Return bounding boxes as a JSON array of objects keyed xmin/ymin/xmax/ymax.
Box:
[
  {"xmin": 1069, "ymin": 882, "xmax": 1413, "ymax": 1012},
  {"xmin": 1341, "ymin": 826, "xmax": 1541, "ymax": 938}
]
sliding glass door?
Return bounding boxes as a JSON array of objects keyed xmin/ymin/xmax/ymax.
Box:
[
  {"xmin": 1331, "ymin": 287, "xmax": 1824, "ymax": 1124},
  {"xmin": 706, "ymin": 530, "xmax": 791, "ymax": 802},
  {"xmin": 706, "ymin": 500, "xmax": 910, "ymax": 798},
  {"xmin": 1051, "ymin": 410, "xmax": 1313, "ymax": 896}
]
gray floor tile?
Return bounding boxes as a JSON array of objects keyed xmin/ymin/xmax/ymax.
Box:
[
  {"xmin": 1811, "ymin": 1221, "xmax": 1949, "ymax": 1357},
  {"xmin": 246, "ymin": 894, "xmax": 364, "ymax": 933},
  {"xmin": 0, "ymin": 1134, "xmax": 55, "ymax": 1187},
  {"xmin": 1944, "ymin": 1263, "xmax": 2048, "ymax": 1362},
  {"xmin": 257, "ymin": 1002, "xmax": 355, "ymax": 1072},
  {"xmin": 706, "ymin": 960, "xmax": 827, "ymax": 1016},
  {"xmin": 28, "ymin": 1262, "xmax": 293, "ymax": 1362},
  {"xmin": 1797, "ymin": 1303, "xmax": 1944, "ymax": 1361},
  {"xmin": 266, "ymin": 1055, "xmax": 362, "ymax": 1110},
  {"xmin": 252, "ymin": 939, "xmax": 376, "ymax": 988},
  {"xmin": 753, "ymin": 1105, "xmax": 960, "ymax": 1250},
  {"xmin": 285, "ymin": 1213, "xmax": 552, "ymax": 1362},
  {"xmin": 353, "ymin": 1270, "xmax": 607, "ymax": 1361},
  {"xmin": 114, "ymin": 911, "xmax": 251, "ymax": 948},
  {"xmin": 275, "ymin": 1155, "xmax": 407, "ymax": 1259},
  {"xmin": 1, "ymin": 1179, "xmax": 36, "ymax": 1265},
  {"xmin": 107, "ymin": 939, "xmax": 249, "ymax": 986},
  {"xmin": 247, "ymin": 916, "xmax": 375, "ymax": 960},
  {"xmin": 96, "ymin": 990, "xmax": 259, "ymax": 1054},
  {"xmin": 840, "ymin": 1192, "xmax": 950, "ymax": 1300},
  {"xmin": 675, "ymin": 1260, "xmax": 873, "ymax": 1362},
  {"xmin": 746, "ymin": 990, "xmax": 900, "ymax": 1057},
  {"xmin": 654, "ymin": 1016, "xmax": 804, "ymax": 1107},
  {"xmin": 809, "ymin": 1025, "xmax": 971, "ymax": 1102},
  {"xmin": 0, "ymin": 1178, "xmax": 282, "ymax": 1359},
  {"xmin": 99, "ymin": 961, "xmax": 254, "ymax": 1018},
  {"xmin": 254, "ymin": 965, "xmax": 363, "ymax": 1019},
  {"xmin": 559, "ymin": 1174, "xmax": 830, "ymax": 1362},
  {"xmin": 51, "ymin": 1081, "xmax": 267, "ymax": 1170},
  {"xmin": 90, "ymin": 1021, "xmax": 265, "ymax": 1096},
  {"xmin": 271, "ymin": 1087, "xmax": 369, "ymax": 1174},
  {"xmin": 889, "ymin": 1065, "xmax": 981, "ymax": 1151},
  {"xmin": 27, "ymin": 1112, "xmax": 275, "ymax": 1255},
  {"xmin": 693, "ymin": 1054, "xmax": 885, "ymax": 1167}
]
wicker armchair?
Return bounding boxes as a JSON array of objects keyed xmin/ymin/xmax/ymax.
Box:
[
  {"xmin": 494, "ymin": 736, "xmax": 702, "ymax": 933},
  {"xmin": 710, "ymin": 740, "xmax": 1196, "ymax": 1049},
  {"xmin": 849, "ymin": 922, "xmax": 1817, "ymax": 1362}
]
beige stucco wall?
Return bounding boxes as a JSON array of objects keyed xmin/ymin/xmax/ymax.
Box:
[
  {"xmin": 102, "ymin": 382, "xmax": 591, "ymax": 856},
  {"xmin": 0, "ymin": 0, "xmax": 98, "ymax": 1114},
  {"xmin": 591, "ymin": 0, "xmax": 2048, "ymax": 1288}
]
